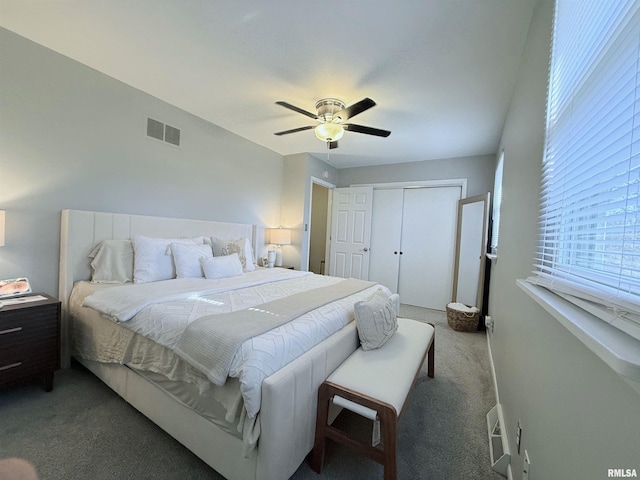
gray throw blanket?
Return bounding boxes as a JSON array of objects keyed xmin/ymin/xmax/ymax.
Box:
[{"xmin": 174, "ymin": 278, "xmax": 375, "ymax": 385}]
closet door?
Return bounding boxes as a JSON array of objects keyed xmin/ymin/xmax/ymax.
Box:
[
  {"xmin": 368, "ymin": 189, "xmax": 404, "ymax": 293},
  {"xmin": 398, "ymin": 186, "xmax": 460, "ymax": 309}
]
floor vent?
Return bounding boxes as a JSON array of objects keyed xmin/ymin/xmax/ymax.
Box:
[
  {"xmin": 487, "ymin": 404, "xmax": 510, "ymax": 477},
  {"xmin": 147, "ymin": 118, "xmax": 181, "ymax": 147}
]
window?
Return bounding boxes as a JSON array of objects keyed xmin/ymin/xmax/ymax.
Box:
[
  {"xmin": 489, "ymin": 151, "xmax": 504, "ymax": 256},
  {"xmin": 528, "ymin": 0, "xmax": 640, "ymax": 341}
]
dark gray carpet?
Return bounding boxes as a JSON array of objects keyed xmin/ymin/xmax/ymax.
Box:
[{"xmin": 0, "ymin": 306, "xmax": 501, "ymax": 480}]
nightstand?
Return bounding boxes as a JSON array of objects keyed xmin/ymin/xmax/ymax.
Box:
[{"xmin": 0, "ymin": 294, "xmax": 61, "ymax": 391}]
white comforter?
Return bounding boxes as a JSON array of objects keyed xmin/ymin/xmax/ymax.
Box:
[{"xmin": 83, "ymin": 269, "xmax": 388, "ymax": 420}]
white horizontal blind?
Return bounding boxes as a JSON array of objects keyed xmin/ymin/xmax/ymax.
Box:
[
  {"xmin": 530, "ymin": 0, "xmax": 640, "ymax": 340},
  {"xmin": 490, "ymin": 152, "xmax": 504, "ymax": 253}
]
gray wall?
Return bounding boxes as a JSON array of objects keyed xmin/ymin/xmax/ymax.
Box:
[
  {"xmin": 337, "ymin": 154, "xmax": 496, "ymax": 198},
  {"xmin": 0, "ymin": 28, "xmax": 283, "ymax": 296},
  {"xmin": 488, "ymin": 2, "xmax": 640, "ymax": 479},
  {"xmin": 281, "ymin": 153, "xmax": 337, "ymax": 270}
]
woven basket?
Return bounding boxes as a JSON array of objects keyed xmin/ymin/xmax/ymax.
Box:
[{"xmin": 446, "ymin": 304, "xmax": 480, "ymax": 332}]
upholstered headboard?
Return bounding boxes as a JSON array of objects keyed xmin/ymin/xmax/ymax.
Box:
[{"xmin": 58, "ymin": 209, "xmax": 261, "ymax": 366}]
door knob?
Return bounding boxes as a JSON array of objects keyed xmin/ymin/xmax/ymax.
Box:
[
  {"xmin": 394, "ymin": 251, "xmax": 398, "ymax": 255},
  {"xmin": 363, "ymin": 247, "xmax": 369, "ymax": 252}
]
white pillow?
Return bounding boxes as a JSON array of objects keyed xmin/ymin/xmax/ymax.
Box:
[
  {"xmin": 133, "ymin": 235, "xmax": 203, "ymax": 283},
  {"xmin": 354, "ymin": 289, "xmax": 398, "ymax": 351},
  {"xmin": 171, "ymin": 243, "xmax": 213, "ymax": 278},
  {"xmin": 210, "ymin": 237, "xmax": 255, "ymax": 272},
  {"xmin": 202, "ymin": 253, "xmax": 244, "ymax": 279},
  {"xmin": 88, "ymin": 239, "xmax": 133, "ymax": 284}
]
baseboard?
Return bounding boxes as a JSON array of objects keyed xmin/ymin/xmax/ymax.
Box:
[{"xmin": 487, "ymin": 333, "xmax": 500, "ymax": 405}]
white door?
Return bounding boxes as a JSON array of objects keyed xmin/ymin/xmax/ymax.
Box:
[
  {"xmin": 368, "ymin": 189, "xmax": 404, "ymax": 293},
  {"xmin": 398, "ymin": 186, "xmax": 460, "ymax": 309},
  {"xmin": 329, "ymin": 186, "xmax": 373, "ymax": 279}
]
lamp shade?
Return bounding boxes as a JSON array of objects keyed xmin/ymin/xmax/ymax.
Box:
[
  {"xmin": 0, "ymin": 210, "xmax": 5, "ymax": 247},
  {"xmin": 269, "ymin": 228, "xmax": 291, "ymax": 245}
]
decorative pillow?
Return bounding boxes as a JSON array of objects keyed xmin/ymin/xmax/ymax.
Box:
[
  {"xmin": 210, "ymin": 237, "xmax": 255, "ymax": 272},
  {"xmin": 202, "ymin": 253, "xmax": 244, "ymax": 279},
  {"xmin": 133, "ymin": 235, "xmax": 203, "ymax": 283},
  {"xmin": 171, "ymin": 243, "xmax": 213, "ymax": 278},
  {"xmin": 88, "ymin": 239, "xmax": 133, "ymax": 284},
  {"xmin": 354, "ymin": 289, "xmax": 398, "ymax": 351}
]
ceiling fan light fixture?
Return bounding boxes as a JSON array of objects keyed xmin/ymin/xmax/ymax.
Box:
[{"xmin": 315, "ymin": 123, "xmax": 344, "ymax": 142}]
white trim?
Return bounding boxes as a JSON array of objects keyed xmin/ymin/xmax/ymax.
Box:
[
  {"xmin": 487, "ymin": 335, "xmax": 500, "ymax": 406},
  {"xmin": 303, "ymin": 177, "xmax": 336, "ymax": 272},
  {"xmin": 310, "ymin": 175, "xmax": 336, "ymax": 190},
  {"xmin": 517, "ymin": 279, "xmax": 640, "ymax": 394},
  {"xmin": 350, "ymin": 178, "xmax": 468, "ymax": 198}
]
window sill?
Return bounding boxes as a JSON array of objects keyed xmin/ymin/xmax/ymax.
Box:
[{"xmin": 517, "ymin": 279, "xmax": 640, "ymax": 394}]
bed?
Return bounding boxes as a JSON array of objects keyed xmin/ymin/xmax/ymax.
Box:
[{"xmin": 58, "ymin": 209, "xmax": 395, "ymax": 480}]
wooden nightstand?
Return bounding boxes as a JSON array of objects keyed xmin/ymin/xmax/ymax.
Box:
[{"xmin": 0, "ymin": 294, "xmax": 61, "ymax": 391}]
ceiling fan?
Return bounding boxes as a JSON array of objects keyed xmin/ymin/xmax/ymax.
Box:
[{"xmin": 274, "ymin": 97, "xmax": 391, "ymax": 149}]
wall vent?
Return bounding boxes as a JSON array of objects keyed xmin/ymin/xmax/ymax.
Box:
[
  {"xmin": 164, "ymin": 124, "xmax": 181, "ymax": 146},
  {"xmin": 147, "ymin": 118, "xmax": 181, "ymax": 147}
]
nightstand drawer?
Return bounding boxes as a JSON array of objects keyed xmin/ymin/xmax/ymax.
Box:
[
  {"xmin": 0, "ymin": 325, "xmax": 58, "ymax": 358},
  {"xmin": 0, "ymin": 346, "xmax": 59, "ymax": 384},
  {"xmin": 0, "ymin": 295, "xmax": 60, "ymax": 390},
  {"xmin": 0, "ymin": 303, "xmax": 59, "ymax": 333}
]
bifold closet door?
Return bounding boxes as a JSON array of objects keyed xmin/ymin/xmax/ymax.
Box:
[
  {"xmin": 369, "ymin": 189, "xmax": 404, "ymax": 293},
  {"xmin": 398, "ymin": 187, "xmax": 460, "ymax": 309}
]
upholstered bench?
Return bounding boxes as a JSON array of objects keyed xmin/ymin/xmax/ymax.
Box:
[{"xmin": 310, "ymin": 317, "xmax": 435, "ymax": 480}]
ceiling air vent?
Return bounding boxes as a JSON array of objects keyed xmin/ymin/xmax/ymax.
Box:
[{"xmin": 147, "ymin": 118, "xmax": 181, "ymax": 147}]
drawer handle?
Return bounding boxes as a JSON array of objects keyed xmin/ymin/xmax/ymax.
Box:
[
  {"xmin": 0, "ymin": 362, "xmax": 22, "ymax": 372},
  {"xmin": 0, "ymin": 327, "xmax": 23, "ymax": 335}
]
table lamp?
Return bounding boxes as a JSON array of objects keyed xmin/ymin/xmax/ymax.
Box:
[{"xmin": 269, "ymin": 227, "xmax": 291, "ymax": 267}]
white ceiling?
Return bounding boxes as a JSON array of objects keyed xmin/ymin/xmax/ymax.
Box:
[{"xmin": 0, "ymin": 0, "xmax": 537, "ymax": 169}]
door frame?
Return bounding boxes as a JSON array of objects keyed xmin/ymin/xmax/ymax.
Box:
[
  {"xmin": 303, "ymin": 176, "xmax": 336, "ymax": 272},
  {"xmin": 350, "ymin": 178, "xmax": 468, "ymax": 197}
]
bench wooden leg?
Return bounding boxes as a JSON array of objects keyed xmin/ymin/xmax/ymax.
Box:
[
  {"xmin": 427, "ymin": 322, "xmax": 435, "ymax": 379},
  {"xmin": 310, "ymin": 324, "xmax": 435, "ymax": 479},
  {"xmin": 311, "ymin": 382, "xmax": 398, "ymax": 478},
  {"xmin": 381, "ymin": 408, "xmax": 398, "ymax": 480}
]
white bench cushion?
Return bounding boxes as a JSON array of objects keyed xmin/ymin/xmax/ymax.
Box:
[{"xmin": 326, "ymin": 317, "xmax": 434, "ymax": 416}]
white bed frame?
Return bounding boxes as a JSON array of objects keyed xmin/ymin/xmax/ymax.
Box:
[{"xmin": 58, "ymin": 209, "xmax": 361, "ymax": 480}]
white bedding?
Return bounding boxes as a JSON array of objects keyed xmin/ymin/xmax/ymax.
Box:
[
  {"xmin": 80, "ymin": 269, "xmax": 389, "ymax": 440},
  {"xmin": 83, "ymin": 267, "xmax": 311, "ymax": 322}
]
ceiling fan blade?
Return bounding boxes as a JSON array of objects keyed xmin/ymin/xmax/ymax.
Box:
[
  {"xmin": 274, "ymin": 126, "xmax": 314, "ymax": 136},
  {"xmin": 275, "ymin": 101, "xmax": 318, "ymax": 120},
  {"xmin": 329, "ymin": 141, "xmax": 339, "ymax": 149},
  {"xmin": 344, "ymin": 123, "xmax": 391, "ymax": 137},
  {"xmin": 337, "ymin": 98, "xmax": 376, "ymax": 121}
]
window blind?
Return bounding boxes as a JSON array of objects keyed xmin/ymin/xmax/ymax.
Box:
[
  {"xmin": 490, "ymin": 152, "xmax": 504, "ymax": 253},
  {"xmin": 529, "ymin": 0, "xmax": 640, "ymax": 341}
]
